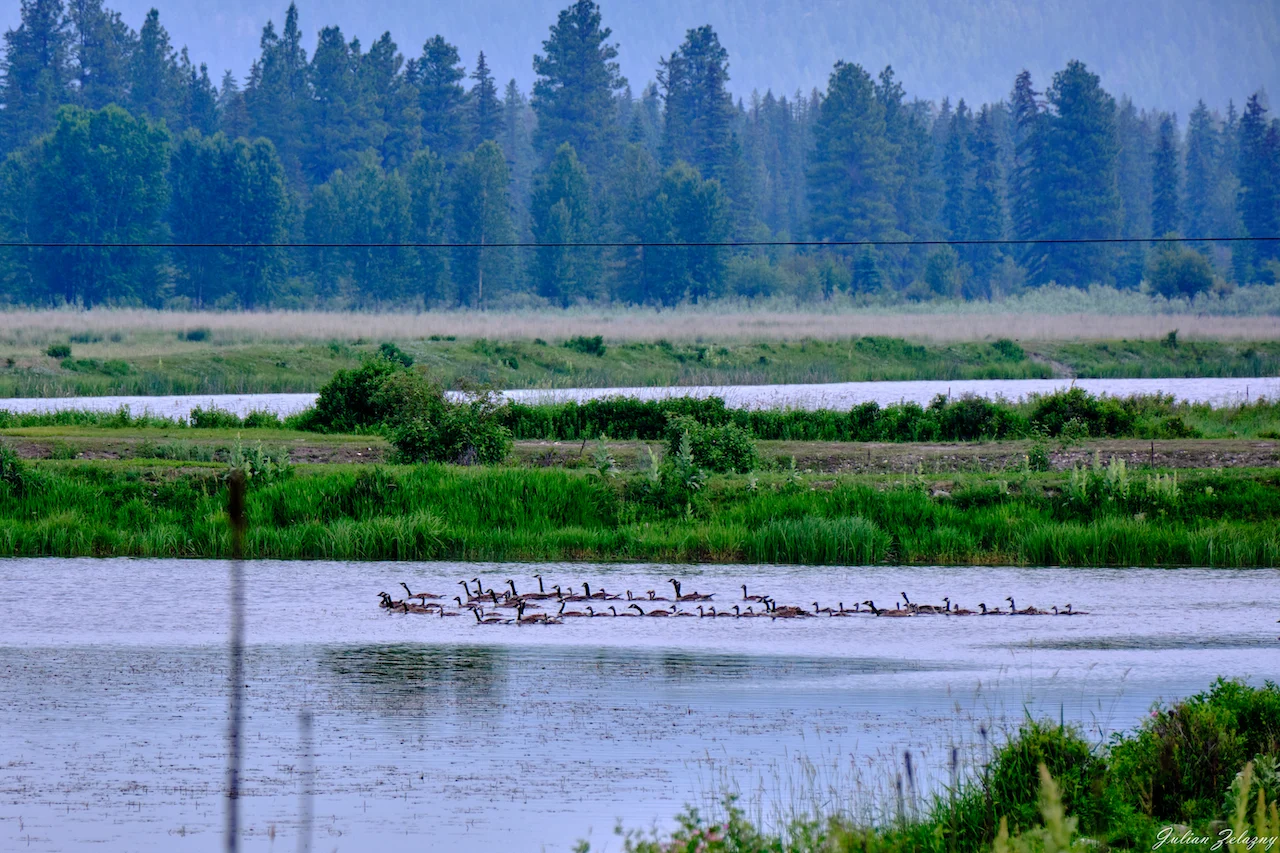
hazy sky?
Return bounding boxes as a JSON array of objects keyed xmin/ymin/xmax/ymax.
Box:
[{"xmin": 5, "ymin": 0, "xmax": 1277, "ymax": 114}]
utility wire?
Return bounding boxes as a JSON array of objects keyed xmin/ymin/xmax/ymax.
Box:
[{"xmin": 0, "ymin": 236, "xmax": 1274, "ymax": 249}]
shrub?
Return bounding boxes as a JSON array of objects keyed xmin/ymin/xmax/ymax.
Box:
[
  {"xmin": 665, "ymin": 415, "xmax": 759, "ymax": 473},
  {"xmin": 242, "ymin": 410, "xmax": 283, "ymax": 429},
  {"xmin": 0, "ymin": 442, "xmax": 25, "ymax": 495},
  {"xmin": 304, "ymin": 357, "xmax": 405, "ymax": 433},
  {"xmin": 1030, "ymin": 388, "xmax": 1136, "ymax": 438},
  {"xmin": 1148, "ymin": 245, "xmax": 1215, "ymax": 299},
  {"xmin": 225, "ymin": 438, "xmax": 292, "ymax": 485},
  {"xmin": 563, "ymin": 335, "xmax": 606, "ymax": 357},
  {"xmin": 992, "ymin": 338, "xmax": 1026, "ymax": 361},
  {"xmin": 390, "ymin": 393, "xmax": 512, "ymax": 465},
  {"xmin": 101, "ymin": 359, "xmax": 131, "ymax": 376},
  {"xmin": 180, "ymin": 327, "xmax": 211, "ymax": 342},
  {"xmin": 932, "ymin": 394, "xmax": 1027, "ymax": 441},
  {"xmin": 190, "ymin": 406, "xmax": 243, "ymax": 429},
  {"xmin": 45, "ymin": 343, "xmax": 71, "ymax": 358},
  {"xmin": 378, "ymin": 341, "xmax": 414, "ymax": 367},
  {"xmin": 624, "ymin": 433, "xmax": 708, "ymax": 517}
]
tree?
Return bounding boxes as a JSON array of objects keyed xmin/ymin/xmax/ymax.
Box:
[
  {"xmin": 500, "ymin": 79, "xmax": 535, "ymax": 237},
  {"xmin": 359, "ymin": 32, "xmax": 421, "ymax": 170},
  {"xmin": 1030, "ymin": 60, "xmax": 1122, "ymax": 286},
  {"xmin": 67, "ymin": 0, "xmax": 133, "ymax": 111},
  {"xmin": 451, "ymin": 141, "xmax": 516, "ymax": 307},
  {"xmin": 940, "ymin": 98, "xmax": 972, "ymax": 240},
  {"xmin": 1007, "ymin": 70, "xmax": 1043, "ymax": 275},
  {"xmin": 604, "ymin": 141, "xmax": 658, "ymax": 302},
  {"xmin": 1151, "ymin": 112, "xmax": 1180, "ymax": 238},
  {"xmin": 531, "ymin": 142, "xmax": 595, "ymax": 304},
  {"xmin": 1, "ymin": 0, "xmax": 72, "ymax": 152},
  {"xmin": 217, "ymin": 71, "xmax": 250, "ymax": 139},
  {"xmin": 22, "ymin": 105, "xmax": 169, "ymax": 305},
  {"xmin": 644, "ymin": 161, "xmax": 729, "ymax": 305},
  {"xmin": 1236, "ymin": 94, "xmax": 1278, "ymax": 279},
  {"xmin": 1184, "ymin": 100, "xmax": 1218, "ymax": 247},
  {"xmin": 403, "ymin": 147, "xmax": 451, "ymax": 304},
  {"xmin": 409, "ymin": 35, "xmax": 466, "ymax": 158},
  {"xmin": 967, "ymin": 104, "xmax": 1005, "ymax": 289},
  {"xmin": 245, "ymin": 3, "xmax": 309, "ymax": 184},
  {"xmin": 469, "ymin": 51, "xmax": 501, "ymax": 148},
  {"xmin": 128, "ymin": 8, "xmax": 178, "ymax": 124},
  {"xmin": 660, "ymin": 25, "xmax": 736, "ymax": 185},
  {"xmin": 177, "ymin": 50, "xmax": 218, "ymax": 135},
  {"xmin": 304, "ymin": 25, "xmax": 365, "ymax": 183},
  {"xmin": 169, "ymin": 131, "xmax": 289, "ymax": 307},
  {"xmin": 531, "ymin": 0, "xmax": 626, "ymax": 171},
  {"xmin": 1147, "ymin": 244, "xmax": 1214, "ymax": 299},
  {"xmin": 876, "ymin": 67, "xmax": 940, "ymax": 285},
  {"xmin": 807, "ymin": 62, "xmax": 900, "ymax": 245}
]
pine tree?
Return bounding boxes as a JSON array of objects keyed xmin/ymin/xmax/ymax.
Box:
[
  {"xmin": 876, "ymin": 67, "xmax": 939, "ymax": 285},
  {"xmin": 1, "ymin": 0, "xmax": 72, "ymax": 152},
  {"xmin": 67, "ymin": 0, "xmax": 133, "ymax": 111},
  {"xmin": 531, "ymin": 142, "xmax": 595, "ymax": 304},
  {"xmin": 1113, "ymin": 98, "xmax": 1153, "ymax": 287},
  {"xmin": 1030, "ymin": 60, "xmax": 1122, "ymax": 286},
  {"xmin": 1151, "ymin": 112, "xmax": 1181, "ymax": 237},
  {"xmin": 644, "ymin": 161, "xmax": 729, "ymax": 305},
  {"xmin": 605, "ymin": 141, "xmax": 658, "ymax": 302},
  {"xmin": 940, "ymin": 98, "xmax": 972, "ymax": 240},
  {"xmin": 807, "ymin": 62, "xmax": 901, "ymax": 245},
  {"xmin": 469, "ymin": 51, "xmax": 501, "ymax": 147},
  {"xmin": 500, "ymin": 79, "xmax": 535, "ymax": 238},
  {"xmin": 217, "ymin": 71, "xmax": 250, "ymax": 139},
  {"xmin": 304, "ymin": 26, "xmax": 365, "ymax": 183},
  {"xmin": 1236, "ymin": 94, "xmax": 1279, "ymax": 279},
  {"xmin": 968, "ymin": 104, "xmax": 1005, "ymax": 289},
  {"xmin": 407, "ymin": 35, "xmax": 466, "ymax": 159},
  {"xmin": 245, "ymin": 3, "xmax": 309, "ymax": 185},
  {"xmin": 659, "ymin": 25, "xmax": 736, "ymax": 184},
  {"xmin": 531, "ymin": 0, "xmax": 626, "ymax": 171},
  {"xmin": 1183, "ymin": 100, "xmax": 1218, "ymax": 248},
  {"xmin": 403, "ymin": 146, "xmax": 451, "ymax": 304},
  {"xmin": 359, "ymin": 33, "xmax": 421, "ymax": 170},
  {"xmin": 128, "ymin": 8, "xmax": 178, "ymax": 124},
  {"xmin": 177, "ymin": 50, "xmax": 218, "ymax": 135},
  {"xmin": 451, "ymin": 140, "xmax": 516, "ymax": 306},
  {"xmin": 1007, "ymin": 70, "xmax": 1042, "ymax": 277}
]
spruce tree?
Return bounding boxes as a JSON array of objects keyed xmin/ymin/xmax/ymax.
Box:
[
  {"xmin": 531, "ymin": 142, "xmax": 596, "ymax": 304},
  {"xmin": 876, "ymin": 67, "xmax": 940, "ymax": 285},
  {"xmin": 177, "ymin": 51, "xmax": 219, "ymax": 135},
  {"xmin": 1113, "ymin": 98, "xmax": 1152, "ymax": 288},
  {"xmin": 407, "ymin": 35, "xmax": 466, "ymax": 159},
  {"xmin": 128, "ymin": 8, "xmax": 178, "ymax": 124},
  {"xmin": 968, "ymin": 104, "xmax": 1005, "ymax": 289},
  {"xmin": 304, "ymin": 26, "xmax": 364, "ymax": 183},
  {"xmin": 940, "ymin": 98, "xmax": 972, "ymax": 240},
  {"xmin": 1007, "ymin": 70, "xmax": 1043, "ymax": 276},
  {"xmin": 217, "ymin": 71, "xmax": 250, "ymax": 139},
  {"xmin": 359, "ymin": 33, "xmax": 421, "ymax": 170},
  {"xmin": 1031, "ymin": 60, "xmax": 1122, "ymax": 286},
  {"xmin": 451, "ymin": 140, "xmax": 516, "ymax": 306},
  {"xmin": 403, "ymin": 147, "xmax": 451, "ymax": 304},
  {"xmin": 531, "ymin": 0, "xmax": 626, "ymax": 171},
  {"xmin": 67, "ymin": 0, "xmax": 133, "ymax": 111},
  {"xmin": 1151, "ymin": 112, "xmax": 1181, "ymax": 237},
  {"xmin": 470, "ymin": 51, "xmax": 501, "ymax": 147},
  {"xmin": 1, "ymin": 0, "xmax": 72, "ymax": 152},
  {"xmin": 659, "ymin": 26, "xmax": 736, "ymax": 185},
  {"xmin": 245, "ymin": 4, "xmax": 309, "ymax": 185},
  {"xmin": 1183, "ymin": 100, "xmax": 1217, "ymax": 247},
  {"xmin": 1236, "ymin": 94, "xmax": 1278, "ymax": 278},
  {"xmin": 500, "ymin": 80, "xmax": 535, "ymax": 239}
]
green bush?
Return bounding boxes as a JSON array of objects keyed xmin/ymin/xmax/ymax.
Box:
[
  {"xmin": 243, "ymin": 410, "xmax": 283, "ymax": 429},
  {"xmin": 190, "ymin": 406, "xmax": 244, "ymax": 429},
  {"xmin": 623, "ymin": 436, "xmax": 708, "ymax": 517},
  {"xmin": 1148, "ymin": 246, "xmax": 1215, "ymax": 299},
  {"xmin": 563, "ymin": 335, "xmax": 606, "ymax": 357},
  {"xmin": 304, "ymin": 357, "xmax": 405, "ymax": 433},
  {"xmin": 665, "ymin": 415, "xmax": 759, "ymax": 473},
  {"xmin": 0, "ymin": 442, "xmax": 25, "ymax": 495},
  {"xmin": 46, "ymin": 343, "xmax": 71, "ymax": 358},
  {"xmin": 378, "ymin": 341, "xmax": 414, "ymax": 367},
  {"xmin": 931, "ymin": 394, "xmax": 1028, "ymax": 441},
  {"xmin": 390, "ymin": 393, "xmax": 512, "ymax": 465},
  {"xmin": 1030, "ymin": 388, "xmax": 1136, "ymax": 438},
  {"xmin": 180, "ymin": 327, "xmax": 211, "ymax": 342}
]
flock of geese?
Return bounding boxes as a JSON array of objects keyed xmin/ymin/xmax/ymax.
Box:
[{"xmin": 376, "ymin": 576, "xmax": 1090, "ymax": 625}]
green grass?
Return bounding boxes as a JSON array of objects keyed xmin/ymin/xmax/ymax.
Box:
[
  {"xmin": 2, "ymin": 334, "xmax": 1279, "ymax": 397},
  {"xmin": 610, "ymin": 678, "xmax": 1280, "ymax": 853},
  {"xmin": 3, "ymin": 459, "xmax": 1279, "ymax": 564}
]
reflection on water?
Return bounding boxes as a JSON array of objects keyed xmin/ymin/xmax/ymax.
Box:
[
  {"xmin": 0, "ymin": 558, "xmax": 1277, "ymax": 852},
  {"xmin": 1, "ymin": 374, "xmax": 1276, "ymax": 419}
]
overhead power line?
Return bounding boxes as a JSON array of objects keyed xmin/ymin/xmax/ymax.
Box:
[{"xmin": 0, "ymin": 236, "xmax": 1274, "ymax": 249}]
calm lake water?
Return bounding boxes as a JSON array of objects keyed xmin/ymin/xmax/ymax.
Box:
[
  {"xmin": 2, "ymin": 376, "xmax": 1278, "ymax": 420},
  {"xmin": 1, "ymin": 559, "xmax": 1277, "ymax": 852}
]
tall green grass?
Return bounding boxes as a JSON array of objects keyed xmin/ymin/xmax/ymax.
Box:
[{"xmin": 2, "ymin": 460, "xmax": 1279, "ymax": 564}]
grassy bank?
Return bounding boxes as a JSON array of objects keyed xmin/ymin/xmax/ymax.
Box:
[
  {"xmin": 3, "ymin": 456, "xmax": 1279, "ymax": 564},
  {"xmin": 604, "ymin": 678, "xmax": 1280, "ymax": 853},
  {"xmin": 2, "ymin": 327, "xmax": 1280, "ymax": 397}
]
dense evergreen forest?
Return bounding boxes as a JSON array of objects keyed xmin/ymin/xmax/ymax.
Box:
[{"xmin": 0, "ymin": 0, "xmax": 1277, "ymax": 310}]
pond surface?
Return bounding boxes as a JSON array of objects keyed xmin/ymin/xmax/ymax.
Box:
[
  {"xmin": 1, "ymin": 375, "xmax": 1277, "ymax": 420},
  {"xmin": 1, "ymin": 559, "xmax": 1277, "ymax": 852}
]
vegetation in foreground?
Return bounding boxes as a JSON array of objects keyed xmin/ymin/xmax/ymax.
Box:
[
  {"xmin": 2, "ymin": 443, "xmax": 1279, "ymax": 565},
  {"xmin": 2, "ymin": 328, "xmax": 1280, "ymax": 397},
  {"xmin": 598, "ymin": 679, "xmax": 1280, "ymax": 853}
]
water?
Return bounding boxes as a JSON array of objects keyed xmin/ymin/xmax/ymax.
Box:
[
  {"xmin": 1, "ymin": 375, "xmax": 1277, "ymax": 420},
  {"xmin": 1, "ymin": 559, "xmax": 1277, "ymax": 852}
]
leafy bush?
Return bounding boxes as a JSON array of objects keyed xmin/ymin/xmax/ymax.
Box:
[
  {"xmin": 304, "ymin": 357, "xmax": 405, "ymax": 433},
  {"xmin": 1030, "ymin": 388, "xmax": 1136, "ymax": 438},
  {"xmin": 243, "ymin": 410, "xmax": 283, "ymax": 429},
  {"xmin": 931, "ymin": 394, "xmax": 1028, "ymax": 441},
  {"xmin": 378, "ymin": 341, "xmax": 414, "ymax": 367},
  {"xmin": 225, "ymin": 438, "xmax": 292, "ymax": 485},
  {"xmin": 1148, "ymin": 246, "xmax": 1215, "ymax": 299},
  {"xmin": 180, "ymin": 327, "xmax": 211, "ymax": 342},
  {"xmin": 665, "ymin": 415, "xmax": 759, "ymax": 473},
  {"xmin": 46, "ymin": 343, "xmax": 71, "ymax": 358},
  {"xmin": 390, "ymin": 393, "xmax": 512, "ymax": 465},
  {"xmin": 190, "ymin": 406, "xmax": 243, "ymax": 429},
  {"xmin": 624, "ymin": 434, "xmax": 708, "ymax": 517},
  {"xmin": 991, "ymin": 338, "xmax": 1026, "ymax": 361},
  {"xmin": 101, "ymin": 359, "xmax": 131, "ymax": 376},
  {"xmin": 563, "ymin": 335, "xmax": 606, "ymax": 357}
]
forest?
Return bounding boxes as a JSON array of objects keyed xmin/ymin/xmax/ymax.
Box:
[{"xmin": 0, "ymin": 0, "xmax": 1277, "ymax": 310}]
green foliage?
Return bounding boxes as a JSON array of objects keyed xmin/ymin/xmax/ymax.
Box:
[
  {"xmin": 190, "ymin": 406, "xmax": 243, "ymax": 429},
  {"xmin": 45, "ymin": 343, "xmax": 71, "ymax": 358},
  {"xmin": 390, "ymin": 393, "xmax": 513, "ymax": 466},
  {"xmin": 1029, "ymin": 388, "xmax": 1135, "ymax": 438},
  {"xmin": 378, "ymin": 341, "xmax": 415, "ymax": 367},
  {"xmin": 665, "ymin": 416, "xmax": 759, "ymax": 473},
  {"xmin": 305, "ymin": 357, "xmax": 406, "ymax": 433},
  {"xmin": 225, "ymin": 437, "xmax": 292, "ymax": 485},
  {"xmin": 563, "ymin": 334, "xmax": 607, "ymax": 356},
  {"xmin": 0, "ymin": 441, "xmax": 25, "ymax": 494},
  {"xmin": 1148, "ymin": 245, "xmax": 1216, "ymax": 300}
]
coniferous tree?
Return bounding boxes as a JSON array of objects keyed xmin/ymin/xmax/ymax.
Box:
[
  {"xmin": 660, "ymin": 26, "xmax": 736, "ymax": 185},
  {"xmin": 1007, "ymin": 70, "xmax": 1042, "ymax": 277},
  {"xmin": 1, "ymin": 0, "xmax": 72, "ymax": 152},
  {"xmin": 1151, "ymin": 112, "xmax": 1181, "ymax": 238},
  {"xmin": 500, "ymin": 79, "xmax": 536, "ymax": 238},
  {"xmin": 876, "ymin": 68, "xmax": 939, "ymax": 285},
  {"xmin": 304, "ymin": 26, "xmax": 365, "ymax": 183},
  {"xmin": 531, "ymin": 0, "xmax": 626, "ymax": 172},
  {"xmin": 940, "ymin": 98, "xmax": 972, "ymax": 240},
  {"xmin": 403, "ymin": 146, "xmax": 451, "ymax": 304},
  {"xmin": 531, "ymin": 143, "xmax": 595, "ymax": 304},
  {"xmin": 605, "ymin": 141, "xmax": 659, "ymax": 302},
  {"xmin": 407, "ymin": 35, "xmax": 466, "ymax": 159},
  {"xmin": 1184, "ymin": 100, "xmax": 1218, "ymax": 249},
  {"xmin": 128, "ymin": 9, "xmax": 178, "ymax": 124},
  {"xmin": 245, "ymin": 3, "xmax": 309, "ymax": 185},
  {"xmin": 360, "ymin": 33, "xmax": 421, "ymax": 170},
  {"xmin": 177, "ymin": 50, "xmax": 219, "ymax": 135},
  {"xmin": 217, "ymin": 71, "xmax": 250, "ymax": 139},
  {"xmin": 1112, "ymin": 98, "xmax": 1152, "ymax": 288},
  {"xmin": 451, "ymin": 140, "xmax": 516, "ymax": 306},
  {"xmin": 1030, "ymin": 60, "xmax": 1122, "ymax": 286},
  {"xmin": 67, "ymin": 0, "xmax": 133, "ymax": 111},
  {"xmin": 1236, "ymin": 94, "xmax": 1279, "ymax": 280},
  {"xmin": 807, "ymin": 62, "xmax": 901, "ymax": 247},
  {"xmin": 469, "ymin": 51, "xmax": 501, "ymax": 147},
  {"xmin": 644, "ymin": 161, "xmax": 729, "ymax": 305},
  {"xmin": 968, "ymin": 104, "xmax": 1005, "ymax": 290}
]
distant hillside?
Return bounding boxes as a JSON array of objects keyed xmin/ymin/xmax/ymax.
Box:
[{"xmin": 5, "ymin": 0, "xmax": 1274, "ymax": 112}]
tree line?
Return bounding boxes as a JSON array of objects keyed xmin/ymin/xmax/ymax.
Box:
[{"xmin": 1, "ymin": 0, "xmax": 1277, "ymax": 309}]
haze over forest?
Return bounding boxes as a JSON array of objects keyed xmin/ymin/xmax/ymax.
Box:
[
  {"xmin": 1, "ymin": 0, "xmax": 1278, "ymax": 311},
  {"xmin": 3, "ymin": 0, "xmax": 1276, "ymax": 114}
]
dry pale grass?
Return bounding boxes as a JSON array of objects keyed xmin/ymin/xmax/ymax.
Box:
[{"xmin": 2, "ymin": 307, "xmax": 1278, "ymax": 343}]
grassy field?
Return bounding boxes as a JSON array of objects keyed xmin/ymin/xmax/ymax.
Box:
[
  {"xmin": 3, "ymin": 322, "xmax": 1280, "ymax": 396},
  {"xmin": 3, "ymin": 454, "xmax": 1279, "ymax": 565}
]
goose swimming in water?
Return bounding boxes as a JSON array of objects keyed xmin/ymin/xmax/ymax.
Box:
[
  {"xmin": 401, "ymin": 582, "xmax": 442, "ymax": 602},
  {"xmin": 630, "ymin": 603, "xmax": 671, "ymax": 617},
  {"xmin": 741, "ymin": 585, "xmax": 768, "ymax": 602},
  {"xmin": 609, "ymin": 605, "xmax": 637, "ymax": 617},
  {"xmin": 557, "ymin": 601, "xmax": 589, "ymax": 618},
  {"xmin": 863, "ymin": 600, "xmax": 912, "ymax": 617},
  {"xmin": 978, "ymin": 603, "xmax": 1004, "ymax": 615}
]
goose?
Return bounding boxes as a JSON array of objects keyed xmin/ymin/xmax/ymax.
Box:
[
  {"xmin": 947, "ymin": 601, "xmax": 975, "ymax": 616},
  {"xmin": 672, "ymin": 607, "xmax": 696, "ymax": 617},
  {"xmin": 453, "ymin": 596, "xmax": 480, "ymax": 611},
  {"xmin": 645, "ymin": 590, "xmax": 670, "ymax": 602},
  {"xmin": 401, "ymin": 582, "xmax": 441, "ymax": 602},
  {"xmin": 904, "ymin": 592, "xmax": 944, "ymax": 614},
  {"xmin": 978, "ymin": 603, "xmax": 1004, "ymax": 615},
  {"xmin": 732, "ymin": 605, "xmax": 762, "ymax": 618},
  {"xmin": 378, "ymin": 592, "xmax": 402, "ymax": 609},
  {"xmin": 741, "ymin": 585, "xmax": 768, "ymax": 602},
  {"xmin": 829, "ymin": 602, "xmax": 853, "ymax": 617},
  {"xmin": 771, "ymin": 604, "xmax": 811, "ymax": 618},
  {"xmin": 457, "ymin": 580, "xmax": 485, "ymax": 603},
  {"xmin": 1057, "ymin": 604, "xmax": 1088, "ymax": 615},
  {"xmin": 473, "ymin": 608, "xmax": 506, "ymax": 624},
  {"xmin": 677, "ymin": 589, "xmax": 714, "ymax": 602},
  {"xmin": 534, "ymin": 574, "xmax": 546, "ymax": 593},
  {"xmin": 630, "ymin": 603, "xmax": 671, "ymax": 617},
  {"xmin": 668, "ymin": 578, "xmax": 683, "ymax": 599},
  {"xmin": 583, "ymin": 582, "xmax": 620, "ymax": 601},
  {"xmin": 609, "ymin": 605, "xmax": 637, "ymax": 617},
  {"xmin": 863, "ymin": 600, "xmax": 912, "ymax": 617},
  {"xmin": 557, "ymin": 601, "xmax": 589, "ymax": 618},
  {"xmin": 1006, "ymin": 596, "xmax": 1046, "ymax": 615},
  {"xmin": 813, "ymin": 602, "xmax": 833, "ymax": 615}
]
